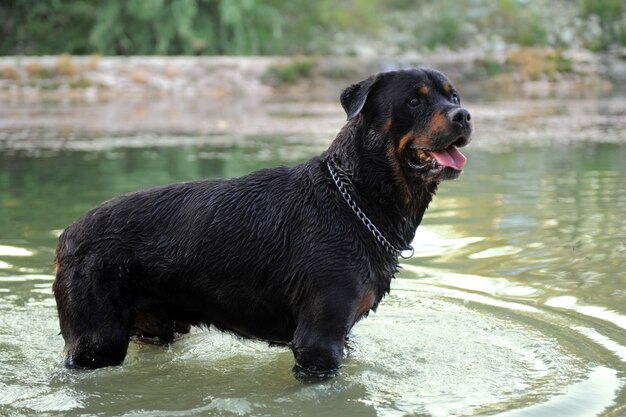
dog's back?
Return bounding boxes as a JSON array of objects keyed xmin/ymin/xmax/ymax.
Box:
[{"xmin": 53, "ymin": 163, "xmax": 330, "ymax": 366}]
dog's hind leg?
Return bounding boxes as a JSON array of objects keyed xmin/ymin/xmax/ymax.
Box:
[{"xmin": 53, "ymin": 255, "xmax": 134, "ymax": 369}]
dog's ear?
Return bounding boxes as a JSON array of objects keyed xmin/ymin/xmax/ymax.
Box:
[{"xmin": 340, "ymin": 74, "xmax": 382, "ymax": 121}]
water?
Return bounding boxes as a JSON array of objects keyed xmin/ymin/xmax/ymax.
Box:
[{"xmin": 0, "ymin": 97, "xmax": 625, "ymax": 417}]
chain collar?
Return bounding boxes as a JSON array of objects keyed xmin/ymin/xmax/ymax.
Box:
[{"xmin": 326, "ymin": 159, "xmax": 414, "ymax": 259}]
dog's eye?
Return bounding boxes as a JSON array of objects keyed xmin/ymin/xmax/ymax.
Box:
[
  {"xmin": 451, "ymin": 94, "xmax": 460, "ymax": 105},
  {"xmin": 409, "ymin": 98, "xmax": 419, "ymax": 107}
]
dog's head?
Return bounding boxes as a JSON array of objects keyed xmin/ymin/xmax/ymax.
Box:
[{"xmin": 340, "ymin": 68, "xmax": 472, "ymax": 184}]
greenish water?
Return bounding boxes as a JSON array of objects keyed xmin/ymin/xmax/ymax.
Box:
[{"xmin": 1, "ymin": 138, "xmax": 625, "ymax": 416}]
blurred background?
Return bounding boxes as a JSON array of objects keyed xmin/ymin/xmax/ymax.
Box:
[
  {"xmin": 1, "ymin": 0, "xmax": 625, "ymax": 55},
  {"xmin": 0, "ymin": 0, "xmax": 624, "ymax": 144},
  {"xmin": 1, "ymin": 2, "xmax": 626, "ymax": 417}
]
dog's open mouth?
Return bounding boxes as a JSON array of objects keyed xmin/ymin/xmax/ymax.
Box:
[{"xmin": 408, "ymin": 144, "xmax": 467, "ymax": 171}]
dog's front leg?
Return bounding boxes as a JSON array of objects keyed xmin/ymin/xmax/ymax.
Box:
[{"xmin": 290, "ymin": 297, "xmax": 352, "ymax": 380}]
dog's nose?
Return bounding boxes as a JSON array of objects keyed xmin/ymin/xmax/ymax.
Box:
[{"xmin": 448, "ymin": 108, "xmax": 471, "ymax": 128}]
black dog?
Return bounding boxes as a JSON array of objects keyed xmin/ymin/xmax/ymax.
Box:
[{"xmin": 53, "ymin": 68, "xmax": 472, "ymax": 377}]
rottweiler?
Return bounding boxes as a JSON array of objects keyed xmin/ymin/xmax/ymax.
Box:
[{"xmin": 53, "ymin": 67, "xmax": 472, "ymax": 378}]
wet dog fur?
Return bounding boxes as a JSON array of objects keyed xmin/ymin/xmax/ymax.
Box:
[{"xmin": 53, "ymin": 67, "xmax": 473, "ymax": 378}]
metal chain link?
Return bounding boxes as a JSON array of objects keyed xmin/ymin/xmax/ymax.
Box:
[{"xmin": 327, "ymin": 160, "xmax": 412, "ymax": 258}]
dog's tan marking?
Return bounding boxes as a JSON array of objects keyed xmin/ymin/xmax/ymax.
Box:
[
  {"xmin": 398, "ymin": 131, "xmax": 431, "ymax": 155},
  {"xmin": 384, "ymin": 118, "xmax": 393, "ymax": 134},
  {"xmin": 428, "ymin": 111, "xmax": 447, "ymax": 136},
  {"xmin": 398, "ymin": 132, "xmax": 415, "ymax": 155},
  {"xmin": 52, "ymin": 243, "xmax": 61, "ymax": 291},
  {"xmin": 354, "ymin": 290, "xmax": 375, "ymax": 320},
  {"xmin": 388, "ymin": 141, "xmax": 411, "ymax": 203},
  {"xmin": 419, "ymin": 85, "xmax": 429, "ymax": 95},
  {"xmin": 443, "ymin": 83, "xmax": 451, "ymax": 94}
]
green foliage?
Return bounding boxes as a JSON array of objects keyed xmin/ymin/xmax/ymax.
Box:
[
  {"xmin": 470, "ymin": 0, "xmax": 549, "ymax": 46},
  {"xmin": 318, "ymin": 0, "xmax": 381, "ymax": 34},
  {"xmin": 0, "ymin": 0, "xmax": 96, "ymax": 54},
  {"xmin": 580, "ymin": 0, "xmax": 626, "ymax": 50},
  {"xmin": 0, "ymin": 0, "xmax": 624, "ymax": 55},
  {"xmin": 553, "ymin": 53, "xmax": 574, "ymax": 73},
  {"xmin": 424, "ymin": 8, "xmax": 465, "ymax": 49},
  {"xmin": 580, "ymin": 0, "xmax": 624, "ymax": 22},
  {"xmin": 262, "ymin": 58, "xmax": 317, "ymax": 85},
  {"xmin": 478, "ymin": 58, "xmax": 506, "ymax": 76},
  {"xmin": 68, "ymin": 77, "xmax": 91, "ymax": 89}
]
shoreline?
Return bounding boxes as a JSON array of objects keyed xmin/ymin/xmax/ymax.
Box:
[
  {"xmin": 1, "ymin": 95, "xmax": 624, "ymax": 151},
  {"xmin": 0, "ymin": 49, "xmax": 624, "ymax": 150},
  {"xmin": 0, "ymin": 48, "xmax": 623, "ymax": 101}
]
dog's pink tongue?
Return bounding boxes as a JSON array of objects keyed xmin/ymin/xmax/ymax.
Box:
[{"xmin": 430, "ymin": 145, "xmax": 467, "ymax": 170}]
